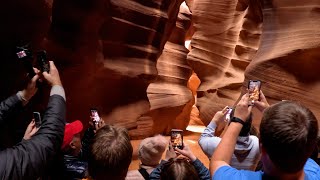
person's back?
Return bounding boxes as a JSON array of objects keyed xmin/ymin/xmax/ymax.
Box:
[
  {"xmin": 199, "ymin": 108, "xmax": 260, "ymax": 170},
  {"xmin": 210, "ymin": 92, "xmax": 320, "ymax": 180},
  {"xmin": 88, "ymin": 125, "xmax": 133, "ymax": 180},
  {"xmin": 126, "ymin": 135, "xmax": 168, "ymax": 180}
]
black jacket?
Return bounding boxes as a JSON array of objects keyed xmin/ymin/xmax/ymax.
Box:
[
  {"xmin": 63, "ymin": 155, "xmax": 88, "ymax": 180},
  {"xmin": 0, "ymin": 94, "xmax": 66, "ymax": 179}
]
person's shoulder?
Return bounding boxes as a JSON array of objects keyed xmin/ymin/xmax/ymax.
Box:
[
  {"xmin": 214, "ymin": 165, "xmax": 262, "ymax": 180},
  {"xmin": 125, "ymin": 170, "xmax": 144, "ymax": 180},
  {"xmin": 304, "ymin": 158, "xmax": 320, "ymax": 180},
  {"xmin": 249, "ymin": 135, "xmax": 259, "ymax": 142}
]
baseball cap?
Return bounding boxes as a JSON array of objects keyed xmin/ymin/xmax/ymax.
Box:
[{"xmin": 61, "ymin": 120, "xmax": 83, "ymax": 149}]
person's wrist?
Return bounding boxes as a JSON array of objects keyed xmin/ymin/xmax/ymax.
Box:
[
  {"xmin": 189, "ymin": 154, "xmax": 197, "ymax": 162},
  {"xmin": 230, "ymin": 116, "xmax": 245, "ymax": 125},
  {"xmin": 21, "ymin": 90, "xmax": 32, "ymax": 101},
  {"xmin": 52, "ymin": 81, "xmax": 62, "ymax": 86}
]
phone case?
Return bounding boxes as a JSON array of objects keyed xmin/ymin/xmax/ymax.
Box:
[
  {"xmin": 171, "ymin": 129, "xmax": 183, "ymax": 149},
  {"xmin": 248, "ymin": 80, "xmax": 261, "ymax": 104}
]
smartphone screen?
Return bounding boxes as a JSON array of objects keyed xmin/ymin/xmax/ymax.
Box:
[
  {"xmin": 225, "ymin": 107, "xmax": 233, "ymax": 122},
  {"xmin": 33, "ymin": 112, "xmax": 42, "ymax": 128},
  {"xmin": 171, "ymin": 129, "xmax": 183, "ymax": 149},
  {"xmin": 90, "ymin": 108, "xmax": 100, "ymax": 125},
  {"xmin": 248, "ymin": 80, "xmax": 261, "ymax": 105}
]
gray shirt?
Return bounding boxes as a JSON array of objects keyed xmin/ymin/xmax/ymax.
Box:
[{"xmin": 198, "ymin": 121, "xmax": 260, "ymax": 170}]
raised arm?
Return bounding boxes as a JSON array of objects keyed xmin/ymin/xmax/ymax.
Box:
[
  {"xmin": 210, "ymin": 94, "xmax": 252, "ymax": 176},
  {"xmin": 175, "ymin": 144, "xmax": 211, "ymax": 180},
  {"xmin": 198, "ymin": 107, "xmax": 227, "ymax": 158},
  {"xmin": 0, "ymin": 71, "xmax": 39, "ymax": 124},
  {"xmin": 0, "ymin": 61, "xmax": 66, "ymax": 179}
]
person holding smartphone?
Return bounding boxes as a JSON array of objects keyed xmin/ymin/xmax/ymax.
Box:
[
  {"xmin": 198, "ymin": 106, "xmax": 260, "ymax": 170},
  {"xmin": 0, "ymin": 61, "xmax": 67, "ymax": 179},
  {"xmin": 59, "ymin": 114, "xmax": 105, "ymax": 179},
  {"xmin": 210, "ymin": 92, "xmax": 320, "ymax": 180},
  {"xmin": 149, "ymin": 142, "xmax": 210, "ymax": 180}
]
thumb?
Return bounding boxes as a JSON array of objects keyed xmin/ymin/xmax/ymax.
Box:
[
  {"xmin": 42, "ymin": 71, "xmax": 50, "ymax": 79},
  {"xmin": 49, "ymin": 61, "xmax": 57, "ymax": 71},
  {"xmin": 31, "ymin": 74, "xmax": 40, "ymax": 83},
  {"xmin": 175, "ymin": 147, "xmax": 183, "ymax": 154}
]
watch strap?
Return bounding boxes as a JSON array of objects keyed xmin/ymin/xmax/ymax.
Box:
[{"xmin": 231, "ymin": 117, "xmax": 245, "ymax": 125}]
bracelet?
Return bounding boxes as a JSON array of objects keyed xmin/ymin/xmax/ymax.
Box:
[{"xmin": 230, "ymin": 117, "xmax": 245, "ymax": 125}]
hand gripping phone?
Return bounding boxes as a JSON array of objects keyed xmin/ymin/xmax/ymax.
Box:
[
  {"xmin": 248, "ymin": 80, "xmax": 261, "ymax": 105},
  {"xmin": 37, "ymin": 50, "xmax": 50, "ymax": 73},
  {"xmin": 225, "ymin": 107, "xmax": 233, "ymax": 122},
  {"xmin": 171, "ymin": 129, "xmax": 183, "ymax": 149},
  {"xmin": 16, "ymin": 45, "xmax": 36, "ymax": 78},
  {"xmin": 90, "ymin": 108, "xmax": 101, "ymax": 125}
]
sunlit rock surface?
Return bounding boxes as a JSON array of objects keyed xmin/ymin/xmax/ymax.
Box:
[
  {"xmin": 187, "ymin": 0, "xmax": 263, "ymax": 125},
  {"xmin": 244, "ymin": 0, "xmax": 320, "ymax": 126},
  {"xmin": 147, "ymin": 3, "xmax": 193, "ymax": 135}
]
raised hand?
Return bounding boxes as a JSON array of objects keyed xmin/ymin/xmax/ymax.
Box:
[
  {"xmin": 42, "ymin": 61, "xmax": 62, "ymax": 86},
  {"xmin": 174, "ymin": 143, "xmax": 197, "ymax": 162},
  {"xmin": 254, "ymin": 90, "xmax": 270, "ymax": 112},
  {"xmin": 234, "ymin": 93, "xmax": 252, "ymax": 122},
  {"xmin": 23, "ymin": 119, "xmax": 39, "ymax": 140}
]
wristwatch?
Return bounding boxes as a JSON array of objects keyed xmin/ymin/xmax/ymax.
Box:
[{"xmin": 230, "ymin": 117, "xmax": 245, "ymax": 125}]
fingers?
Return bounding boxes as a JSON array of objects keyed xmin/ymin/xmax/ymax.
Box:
[
  {"xmin": 221, "ymin": 106, "xmax": 228, "ymax": 114},
  {"xmin": 174, "ymin": 147, "xmax": 184, "ymax": 154},
  {"xmin": 42, "ymin": 71, "xmax": 49, "ymax": 79},
  {"xmin": 33, "ymin": 68, "xmax": 40, "ymax": 74},
  {"xmin": 31, "ymin": 74, "xmax": 40, "ymax": 83},
  {"xmin": 49, "ymin": 61, "xmax": 57, "ymax": 71},
  {"xmin": 259, "ymin": 90, "xmax": 267, "ymax": 101}
]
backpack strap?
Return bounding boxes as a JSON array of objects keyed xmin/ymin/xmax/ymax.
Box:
[{"xmin": 138, "ymin": 168, "xmax": 150, "ymax": 180}]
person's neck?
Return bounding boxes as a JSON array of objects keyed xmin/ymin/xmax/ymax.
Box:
[{"xmin": 263, "ymin": 163, "xmax": 305, "ymax": 180}]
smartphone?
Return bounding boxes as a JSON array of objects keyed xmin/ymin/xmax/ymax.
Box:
[
  {"xmin": 225, "ymin": 107, "xmax": 233, "ymax": 122},
  {"xmin": 90, "ymin": 108, "xmax": 100, "ymax": 125},
  {"xmin": 37, "ymin": 50, "xmax": 50, "ymax": 73},
  {"xmin": 248, "ymin": 80, "xmax": 261, "ymax": 105},
  {"xmin": 33, "ymin": 112, "xmax": 42, "ymax": 128},
  {"xmin": 171, "ymin": 129, "xmax": 183, "ymax": 149},
  {"xmin": 16, "ymin": 46, "xmax": 36, "ymax": 78}
]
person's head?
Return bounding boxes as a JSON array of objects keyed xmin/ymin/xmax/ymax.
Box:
[
  {"xmin": 160, "ymin": 158, "xmax": 199, "ymax": 180},
  {"xmin": 61, "ymin": 120, "xmax": 83, "ymax": 156},
  {"xmin": 138, "ymin": 135, "xmax": 168, "ymax": 166},
  {"xmin": 88, "ymin": 125, "xmax": 133, "ymax": 180},
  {"xmin": 230, "ymin": 110, "xmax": 253, "ymax": 137},
  {"xmin": 260, "ymin": 101, "xmax": 319, "ymax": 173}
]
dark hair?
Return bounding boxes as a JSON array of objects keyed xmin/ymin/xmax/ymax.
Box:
[
  {"xmin": 260, "ymin": 101, "xmax": 318, "ymax": 173},
  {"xmin": 88, "ymin": 125, "xmax": 133, "ymax": 180},
  {"xmin": 230, "ymin": 110, "xmax": 253, "ymax": 137},
  {"xmin": 160, "ymin": 158, "xmax": 199, "ymax": 180}
]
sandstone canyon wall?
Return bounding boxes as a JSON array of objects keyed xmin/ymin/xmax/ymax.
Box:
[
  {"xmin": 1, "ymin": 0, "xmax": 320, "ymax": 141},
  {"xmin": 147, "ymin": 3, "xmax": 193, "ymax": 135},
  {"xmin": 47, "ymin": 0, "xmax": 185, "ymax": 139},
  {"xmin": 244, "ymin": 0, "xmax": 320, "ymax": 126},
  {"xmin": 188, "ymin": 0, "xmax": 263, "ymax": 125}
]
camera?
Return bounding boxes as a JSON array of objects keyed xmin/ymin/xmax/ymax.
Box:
[
  {"xmin": 16, "ymin": 45, "xmax": 50, "ymax": 77},
  {"xmin": 16, "ymin": 45, "xmax": 35, "ymax": 78}
]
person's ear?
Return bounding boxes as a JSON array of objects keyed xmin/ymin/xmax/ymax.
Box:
[{"xmin": 69, "ymin": 140, "xmax": 76, "ymax": 150}]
